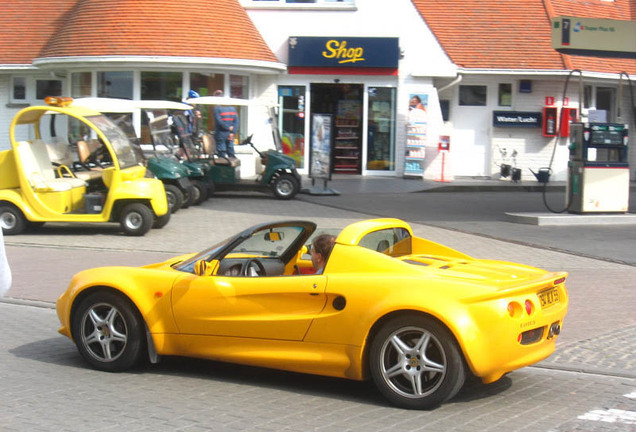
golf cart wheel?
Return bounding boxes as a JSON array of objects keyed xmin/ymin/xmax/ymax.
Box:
[
  {"xmin": 369, "ymin": 314, "xmax": 466, "ymax": 410},
  {"xmin": 181, "ymin": 185, "xmax": 196, "ymax": 209},
  {"xmin": 119, "ymin": 203, "xmax": 153, "ymax": 236},
  {"xmin": 0, "ymin": 203, "xmax": 27, "ymax": 235},
  {"xmin": 152, "ymin": 211, "xmax": 171, "ymax": 229},
  {"xmin": 272, "ymin": 174, "xmax": 299, "ymax": 200},
  {"xmin": 191, "ymin": 180, "xmax": 208, "ymax": 205},
  {"xmin": 163, "ymin": 184, "xmax": 184, "ymax": 214}
]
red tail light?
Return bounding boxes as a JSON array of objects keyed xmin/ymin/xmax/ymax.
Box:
[{"xmin": 525, "ymin": 300, "xmax": 533, "ymax": 315}]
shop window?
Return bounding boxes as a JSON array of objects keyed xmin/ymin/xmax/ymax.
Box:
[
  {"xmin": 498, "ymin": 83, "xmax": 512, "ymax": 106},
  {"xmin": 190, "ymin": 73, "xmax": 224, "ymax": 98},
  {"xmin": 141, "ymin": 71, "xmax": 182, "ymax": 102},
  {"xmin": 230, "ymin": 75, "xmax": 249, "ymax": 99},
  {"xmin": 584, "ymin": 85, "xmax": 593, "ymax": 109},
  {"xmin": 36, "ymin": 79, "xmax": 62, "ymax": 100},
  {"xmin": 12, "ymin": 77, "xmax": 26, "ymax": 101},
  {"xmin": 98, "ymin": 71, "xmax": 133, "ymax": 99},
  {"xmin": 459, "ymin": 85, "xmax": 487, "ymax": 106},
  {"xmin": 278, "ymin": 86, "xmax": 306, "ymax": 169},
  {"xmin": 71, "ymin": 72, "xmax": 92, "ymax": 98},
  {"xmin": 367, "ymin": 87, "xmax": 396, "ymax": 171}
]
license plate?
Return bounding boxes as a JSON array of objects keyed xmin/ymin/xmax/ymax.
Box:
[{"xmin": 538, "ymin": 287, "xmax": 560, "ymax": 308}]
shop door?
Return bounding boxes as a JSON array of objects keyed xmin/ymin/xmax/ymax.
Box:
[{"xmin": 311, "ymin": 84, "xmax": 363, "ymax": 174}]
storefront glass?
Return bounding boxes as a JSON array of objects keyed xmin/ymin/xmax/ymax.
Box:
[
  {"xmin": 98, "ymin": 71, "xmax": 133, "ymax": 99},
  {"xmin": 141, "ymin": 71, "xmax": 182, "ymax": 101},
  {"xmin": 230, "ymin": 75, "xmax": 249, "ymax": 99},
  {"xmin": 278, "ymin": 86, "xmax": 306, "ymax": 169},
  {"xmin": 367, "ymin": 87, "xmax": 396, "ymax": 171}
]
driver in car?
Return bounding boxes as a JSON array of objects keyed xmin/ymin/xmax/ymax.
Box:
[{"xmin": 310, "ymin": 234, "xmax": 336, "ymax": 274}]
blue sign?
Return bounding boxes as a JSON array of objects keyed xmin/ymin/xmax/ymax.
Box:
[
  {"xmin": 493, "ymin": 111, "xmax": 542, "ymax": 128},
  {"xmin": 288, "ymin": 37, "xmax": 399, "ymax": 68}
]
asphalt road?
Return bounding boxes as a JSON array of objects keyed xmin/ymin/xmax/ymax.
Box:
[{"xmin": 298, "ymin": 186, "xmax": 636, "ymax": 266}]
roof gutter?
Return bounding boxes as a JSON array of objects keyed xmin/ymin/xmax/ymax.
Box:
[
  {"xmin": 32, "ymin": 56, "xmax": 287, "ymax": 74},
  {"xmin": 456, "ymin": 68, "xmax": 625, "ymax": 81},
  {"xmin": 437, "ymin": 73, "xmax": 463, "ymax": 93}
]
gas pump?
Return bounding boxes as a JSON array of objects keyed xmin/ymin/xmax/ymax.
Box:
[{"xmin": 567, "ymin": 122, "xmax": 629, "ymax": 213}]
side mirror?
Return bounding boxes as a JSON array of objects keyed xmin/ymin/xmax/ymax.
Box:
[
  {"xmin": 194, "ymin": 259, "xmax": 217, "ymax": 276},
  {"xmin": 240, "ymin": 134, "xmax": 253, "ymax": 146}
]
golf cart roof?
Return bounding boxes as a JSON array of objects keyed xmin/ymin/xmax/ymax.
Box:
[
  {"xmin": 185, "ymin": 96, "xmax": 250, "ymax": 106},
  {"xmin": 72, "ymin": 98, "xmax": 193, "ymax": 113}
]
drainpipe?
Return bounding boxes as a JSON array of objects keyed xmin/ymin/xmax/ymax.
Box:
[{"xmin": 437, "ymin": 74, "xmax": 463, "ymax": 94}]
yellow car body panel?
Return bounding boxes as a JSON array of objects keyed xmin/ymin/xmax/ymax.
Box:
[{"xmin": 57, "ymin": 218, "xmax": 568, "ymax": 392}]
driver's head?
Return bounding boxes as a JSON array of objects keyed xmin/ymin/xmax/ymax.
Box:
[
  {"xmin": 214, "ymin": 90, "xmax": 224, "ymax": 97},
  {"xmin": 311, "ymin": 234, "xmax": 336, "ymax": 271}
]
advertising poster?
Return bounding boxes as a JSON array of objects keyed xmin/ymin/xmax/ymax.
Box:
[
  {"xmin": 404, "ymin": 93, "xmax": 428, "ymax": 176},
  {"xmin": 310, "ymin": 113, "xmax": 332, "ymax": 180}
]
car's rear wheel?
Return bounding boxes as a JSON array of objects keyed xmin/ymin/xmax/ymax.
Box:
[
  {"xmin": 119, "ymin": 203, "xmax": 153, "ymax": 236},
  {"xmin": 369, "ymin": 314, "xmax": 466, "ymax": 409},
  {"xmin": 163, "ymin": 184, "xmax": 183, "ymax": 213},
  {"xmin": 71, "ymin": 291, "xmax": 145, "ymax": 372},
  {"xmin": 0, "ymin": 204, "xmax": 27, "ymax": 235}
]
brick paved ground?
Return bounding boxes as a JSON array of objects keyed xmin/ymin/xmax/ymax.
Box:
[{"xmin": 1, "ymin": 188, "xmax": 635, "ymax": 431}]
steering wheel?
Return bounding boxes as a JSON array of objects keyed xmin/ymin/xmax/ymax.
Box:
[
  {"xmin": 87, "ymin": 146, "xmax": 111, "ymax": 168},
  {"xmin": 242, "ymin": 258, "xmax": 266, "ymax": 277}
]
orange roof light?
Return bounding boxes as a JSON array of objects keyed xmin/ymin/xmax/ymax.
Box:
[{"xmin": 45, "ymin": 96, "xmax": 74, "ymax": 107}]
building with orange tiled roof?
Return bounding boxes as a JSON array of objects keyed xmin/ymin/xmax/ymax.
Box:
[{"xmin": 0, "ymin": 0, "xmax": 634, "ymax": 183}]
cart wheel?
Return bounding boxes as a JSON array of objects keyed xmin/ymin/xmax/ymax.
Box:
[
  {"xmin": 191, "ymin": 180, "xmax": 208, "ymax": 205},
  {"xmin": 272, "ymin": 174, "xmax": 299, "ymax": 200},
  {"xmin": 0, "ymin": 204, "xmax": 27, "ymax": 235},
  {"xmin": 152, "ymin": 211, "xmax": 171, "ymax": 229},
  {"xmin": 181, "ymin": 185, "xmax": 196, "ymax": 209},
  {"xmin": 119, "ymin": 203, "xmax": 153, "ymax": 236},
  {"xmin": 163, "ymin": 184, "xmax": 183, "ymax": 214}
]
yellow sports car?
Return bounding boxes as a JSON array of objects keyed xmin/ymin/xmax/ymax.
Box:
[{"xmin": 56, "ymin": 218, "xmax": 568, "ymax": 409}]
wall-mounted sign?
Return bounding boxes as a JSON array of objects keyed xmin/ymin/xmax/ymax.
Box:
[
  {"xmin": 551, "ymin": 17, "xmax": 636, "ymax": 59},
  {"xmin": 288, "ymin": 37, "xmax": 399, "ymax": 74},
  {"xmin": 493, "ymin": 111, "xmax": 542, "ymax": 128}
]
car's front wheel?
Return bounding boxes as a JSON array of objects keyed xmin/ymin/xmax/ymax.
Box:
[
  {"xmin": 71, "ymin": 291, "xmax": 146, "ymax": 372},
  {"xmin": 369, "ymin": 314, "xmax": 466, "ymax": 409}
]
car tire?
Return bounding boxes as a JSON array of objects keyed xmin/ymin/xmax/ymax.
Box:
[
  {"xmin": 369, "ymin": 314, "xmax": 466, "ymax": 409},
  {"xmin": 191, "ymin": 180, "xmax": 208, "ymax": 205},
  {"xmin": 119, "ymin": 203, "xmax": 153, "ymax": 236},
  {"xmin": 272, "ymin": 173, "xmax": 299, "ymax": 200},
  {"xmin": 152, "ymin": 211, "xmax": 171, "ymax": 229},
  {"xmin": 71, "ymin": 291, "xmax": 146, "ymax": 372},
  {"xmin": 163, "ymin": 184, "xmax": 183, "ymax": 214},
  {"xmin": 0, "ymin": 203, "xmax": 27, "ymax": 235}
]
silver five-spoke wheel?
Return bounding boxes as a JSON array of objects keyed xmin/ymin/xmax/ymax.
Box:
[
  {"xmin": 370, "ymin": 315, "xmax": 466, "ymax": 409},
  {"xmin": 80, "ymin": 302, "xmax": 128, "ymax": 363},
  {"xmin": 72, "ymin": 292, "xmax": 145, "ymax": 372}
]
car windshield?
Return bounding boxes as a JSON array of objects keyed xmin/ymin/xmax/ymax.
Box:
[
  {"xmin": 87, "ymin": 115, "xmax": 140, "ymax": 168},
  {"xmin": 174, "ymin": 225, "xmax": 307, "ymax": 274}
]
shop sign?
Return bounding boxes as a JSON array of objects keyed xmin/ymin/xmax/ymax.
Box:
[
  {"xmin": 493, "ymin": 111, "xmax": 541, "ymax": 128},
  {"xmin": 288, "ymin": 37, "xmax": 399, "ymax": 69}
]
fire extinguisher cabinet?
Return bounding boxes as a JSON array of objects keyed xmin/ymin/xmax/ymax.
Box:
[{"xmin": 542, "ymin": 106, "xmax": 558, "ymax": 137}]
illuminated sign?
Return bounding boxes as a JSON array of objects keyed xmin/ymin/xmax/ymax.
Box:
[
  {"xmin": 288, "ymin": 37, "xmax": 399, "ymax": 69},
  {"xmin": 551, "ymin": 17, "xmax": 636, "ymax": 59}
]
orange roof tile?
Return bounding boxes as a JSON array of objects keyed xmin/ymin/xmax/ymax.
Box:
[
  {"xmin": 0, "ymin": 0, "xmax": 76, "ymax": 64},
  {"xmin": 412, "ymin": 0, "xmax": 636, "ymax": 75},
  {"xmin": 40, "ymin": 0, "xmax": 277, "ymax": 63},
  {"xmin": 0, "ymin": 0, "xmax": 278, "ymax": 66}
]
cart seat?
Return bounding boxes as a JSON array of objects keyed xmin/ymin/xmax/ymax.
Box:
[
  {"xmin": 17, "ymin": 141, "xmax": 86, "ymax": 191},
  {"xmin": 202, "ymin": 134, "xmax": 240, "ymax": 167}
]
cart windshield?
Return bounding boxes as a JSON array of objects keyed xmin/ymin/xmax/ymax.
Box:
[{"xmin": 87, "ymin": 115, "xmax": 140, "ymax": 168}]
